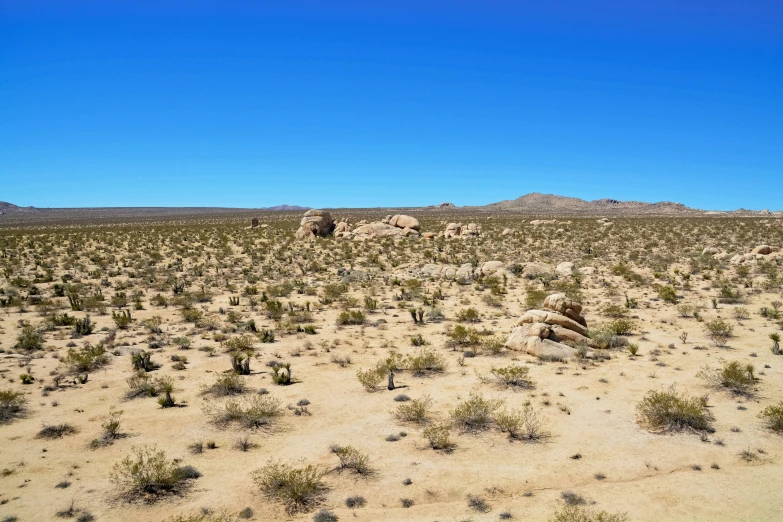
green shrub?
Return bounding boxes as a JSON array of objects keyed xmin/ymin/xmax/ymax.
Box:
[
  {"xmin": 490, "ymin": 365, "xmax": 534, "ymax": 388},
  {"xmin": 203, "ymin": 394, "xmax": 282, "ymax": 429},
  {"xmin": 588, "ymin": 327, "xmax": 627, "ymax": 349},
  {"xmin": 336, "ymin": 310, "xmax": 365, "ymax": 325},
  {"xmin": 451, "ymin": 394, "xmax": 504, "ymax": 431},
  {"xmin": 525, "ymin": 287, "xmax": 547, "ymax": 309},
  {"xmin": 64, "ymin": 342, "xmax": 109, "ymax": 374},
  {"xmin": 252, "ymin": 461, "xmax": 327, "ymax": 514},
  {"xmin": 448, "ymin": 325, "xmax": 481, "ymax": 347},
  {"xmin": 549, "ymin": 505, "xmax": 629, "ymax": 522},
  {"xmin": 356, "ymin": 367, "xmax": 385, "ymax": 392},
  {"xmin": 331, "ymin": 445, "xmax": 372, "ymax": 475},
  {"xmin": 636, "ymin": 386, "xmax": 714, "ymax": 433},
  {"xmin": 607, "ymin": 318, "xmax": 636, "ymax": 335},
  {"xmin": 271, "ymin": 363, "xmax": 293, "ymax": 385},
  {"xmin": 697, "ymin": 360, "xmax": 755, "ymax": 396},
  {"xmin": 203, "ymin": 374, "xmax": 246, "ymax": 396},
  {"xmin": 15, "ymin": 325, "xmax": 44, "ymax": 352},
  {"xmin": 422, "ymin": 422, "xmax": 454, "ymax": 451},
  {"xmin": 181, "ymin": 307, "xmax": 203, "ymax": 323},
  {"xmin": 494, "ymin": 405, "xmax": 548, "ymax": 442},
  {"xmin": 657, "ymin": 285, "xmax": 678, "ymax": 304},
  {"xmin": 395, "ymin": 395, "xmax": 433, "ymax": 424},
  {"xmin": 456, "ymin": 307, "xmax": 480, "ymax": 323},
  {"xmin": 705, "ymin": 318, "xmax": 734, "ymax": 346},
  {"xmin": 110, "ymin": 445, "xmax": 197, "ymax": 498},
  {"xmin": 406, "ymin": 349, "xmax": 446, "ymax": 375},
  {"xmin": 758, "ymin": 401, "xmax": 783, "ymax": 433},
  {"xmin": 0, "ymin": 390, "xmax": 26, "ymax": 423}
]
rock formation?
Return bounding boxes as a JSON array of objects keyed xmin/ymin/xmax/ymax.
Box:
[
  {"xmin": 505, "ymin": 293, "xmax": 595, "ymax": 360},
  {"xmin": 295, "ymin": 209, "xmax": 335, "ymax": 239},
  {"xmin": 444, "ymin": 222, "xmax": 481, "ymax": 238},
  {"xmin": 334, "ymin": 218, "xmax": 352, "ymax": 239},
  {"xmin": 353, "ymin": 214, "xmax": 422, "ymax": 240}
]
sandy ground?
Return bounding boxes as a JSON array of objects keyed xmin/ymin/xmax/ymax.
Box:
[{"xmin": 0, "ymin": 215, "xmax": 782, "ymax": 521}]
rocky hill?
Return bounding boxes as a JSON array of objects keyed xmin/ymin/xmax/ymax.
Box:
[{"xmin": 479, "ymin": 192, "xmax": 699, "ymax": 215}]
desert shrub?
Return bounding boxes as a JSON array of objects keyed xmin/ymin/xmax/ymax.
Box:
[
  {"xmin": 494, "ymin": 405, "xmax": 548, "ymax": 441},
  {"xmin": 456, "ymin": 307, "xmax": 480, "ymax": 323},
  {"xmin": 164, "ymin": 512, "xmax": 237, "ymax": 522},
  {"xmin": 271, "ymin": 363, "xmax": 293, "ymax": 385},
  {"xmin": 331, "ymin": 445, "xmax": 372, "ymax": 475},
  {"xmin": 336, "ymin": 310, "xmax": 365, "ymax": 325},
  {"xmin": 448, "ymin": 325, "xmax": 481, "ymax": 347},
  {"xmin": 356, "ymin": 368, "xmax": 385, "ymax": 392},
  {"xmin": 657, "ymin": 284, "xmax": 678, "ymax": 304},
  {"xmin": 758, "ymin": 401, "xmax": 783, "ymax": 433},
  {"xmin": 717, "ymin": 284, "xmax": 743, "ymax": 304},
  {"xmin": 110, "ymin": 445, "xmax": 197, "ymax": 499},
  {"xmin": 406, "ymin": 349, "xmax": 446, "ymax": 375},
  {"xmin": 705, "ymin": 318, "xmax": 734, "ymax": 346},
  {"xmin": 64, "ymin": 343, "xmax": 109, "ymax": 373},
  {"xmin": 451, "ymin": 394, "xmax": 504, "ymax": 431},
  {"xmin": 0, "ymin": 390, "xmax": 26, "ymax": 423},
  {"xmin": 607, "ymin": 318, "xmax": 636, "ymax": 335},
  {"xmin": 15, "ymin": 325, "xmax": 44, "ymax": 352},
  {"xmin": 126, "ymin": 371, "xmax": 158, "ymax": 398},
  {"xmin": 588, "ymin": 327, "xmax": 627, "ymax": 349},
  {"xmin": 313, "ymin": 510, "xmax": 339, "ymax": 522},
  {"xmin": 112, "ymin": 310, "xmax": 133, "ymax": 329},
  {"xmin": 422, "ymin": 422, "xmax": 454, "ymax": 451},
  {"xmin": 525, "ymin": 286, "xmax": 547, "ymax": 309},
  {"xmin": 467, "ymin": 494, "xmax": 491, "ymax": 513},
  {"xmin": 601, "ymin": 304, "xmax": 629, "ymax": 318},
  {"xmin": 345, "ymin": 495, "xmax": 366, "ymax": 508},
  {"xmin": 481, "ymin": 336, "xmax": 506, "ymax": 355},
  {"xmin": 203, "ymin": 394, "xmax": 282, "ymax": 428},
  {"xmin": 733, "ymin": 307, "xmax": 750, "ymax": 321},
  {"xmin": 202, "ymin": 373, "xmax": 247, "ymax": 396},
  {"xmin": 697, "ymin": 360, "xmax": 756, "ymax": 396},
  {"xmin": 37, "ymin": 423, "xmax": 77, "ymax": 439},
  {"xmin": 395, "ymin": 395, "xmax": 433, "ymax": 424},
  {"xmin": 676, "ymin": 304, "xmax": 695, "ymax": 317},
  {"xmin": 549, "ymin": 505, "xmax": 629, "ymax": 522},
  {"xmin": 181, "ymin": 307, "xmax": 203, "ymax": 323},
  {"xmin": 224, "ymin": 334, "xmax": 255, "ymax": 352},
  {"xmin": 490, "ymin": 365, "xmax": 533, "ymax": 388},
  {"xmin": 252, "ymin": 461, "xmax": 327, "ymax": 514},
  {"xmin": 636, "ymin": 386, "xmax": 714, "ymax": 433}
]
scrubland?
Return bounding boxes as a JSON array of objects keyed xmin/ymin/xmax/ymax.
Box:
[{"xmin": 0, "ymin": 212, "xmax": 782, "ymax": 521}]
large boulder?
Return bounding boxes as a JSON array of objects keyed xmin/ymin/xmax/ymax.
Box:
[
  {"xmin": 296, "ymin": 209, "xmax": 335, "ymax": 239},
  {"xmin": 526, "ymin": 337, "xmax": 578, "ymax": 361},
  {"xmin": 444, "ymin": 223, "xmax": 462, "ymax": 239},
  {"xmin": 390, "ymin": 215, "xmax": 420, "ymax": 231},
  {"xmin": 752, "ymin": 245, "xmax": 772, "ymax": 255},
  {"xmin": 702, "ymin": 246, "xmax": 720, "ymax": 256},
  {"xmin": 506, "ymin": 293, "xmax": 593, "ymax": 359},
  {"xmin": 353, "ymin": 222, "xmax": 405, "ymax": 239},
  {"xmin": 555, "ymin": 262, "xmax": 574, "ymax": 276},
  {"xmin": 456, "ymin": 263, "xmax": 474, "ymax": 282}
]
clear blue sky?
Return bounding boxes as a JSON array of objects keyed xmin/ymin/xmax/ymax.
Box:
[{"xmin": 1, "ymin": 1, "xmax": 781, "ymax": 210}]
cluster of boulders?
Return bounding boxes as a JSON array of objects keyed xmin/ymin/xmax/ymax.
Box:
[
  {"xmin": 352, "ymin": 214, "xmax": 421, "ymax": 240},
  {"xmin": 295, "ymin": 209, "xmax": 335, "ymax": 239},
  {"xmin": 702, "ymin": 244, "xmax": 781, "ymax": 264},
  {"xmin": 333, "ymin": 218, "xmax": 352, "ymax": 238},
  {"xmin": 444, "ymin": 222, "xmax": 481, "ymax": 238},
  {"xmin": 505, "ymin": 293, "xmax": 595, "ymax": 360},
  {"xmin": 416, "ymin": 260, "xmax": 508, "ymax": 282}
]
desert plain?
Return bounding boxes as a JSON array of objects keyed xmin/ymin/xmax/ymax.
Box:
[{"xmin": 0, "ymin": 206, "xmax": 782, "ymax": 522}]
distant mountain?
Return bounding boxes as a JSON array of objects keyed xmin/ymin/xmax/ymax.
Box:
[
  {"xmin": 0, "ymin": 201, "xmax": 21, "ymax": 210},
  {"xmin": 261, "ymin": 205, "xmax": 310, "ymax": 211},
  {"xmin": 479, "ymin": 193, "xmax": 698, "ymax": 215}
]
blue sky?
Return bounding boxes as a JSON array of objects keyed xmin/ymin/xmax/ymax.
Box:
[{"xmin": 1, "ymin": 1, "xmax": 781, "ymax": 210}]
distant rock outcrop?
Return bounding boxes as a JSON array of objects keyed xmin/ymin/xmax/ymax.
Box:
[
  {"xmin": 505, "ymin": 293, "xmax": 595, "ymax": 360},
  {"xmin": 352, "ymin": 214, "xmax": 422, "ymax": 240},
  {"xmin": 295, "ymin": 209, "xmax": 335, "ymax": 239},
  {"xmin": 444, "ymin": 222, "xmax": 481, "ymax": 238}
]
